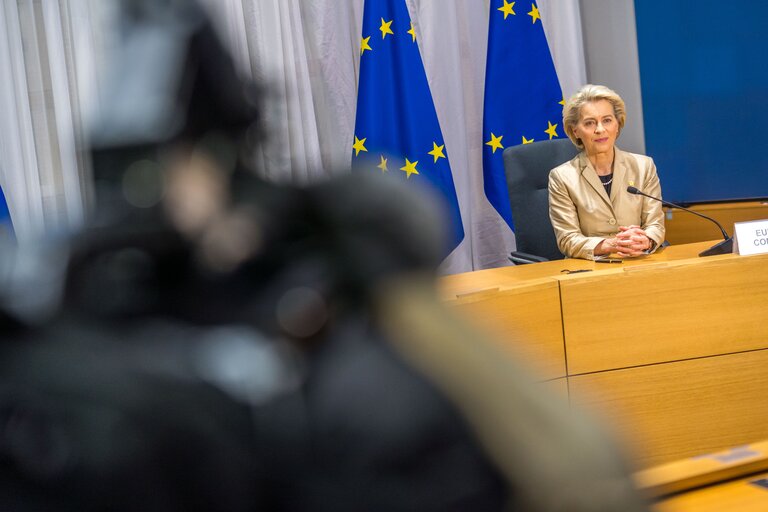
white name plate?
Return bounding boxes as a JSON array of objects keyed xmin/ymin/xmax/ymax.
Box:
[{"xmin": 733, "ymin": 219, "xmax": 768, "ymax": 255}]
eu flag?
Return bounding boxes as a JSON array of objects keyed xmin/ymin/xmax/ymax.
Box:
[
  {"xmin": 352, "ymin": 0, "xmax": 464, "ymax": 255},
  {"xmin": 482, "ymin": 0, "xmax": 563, "ymax": 231}
]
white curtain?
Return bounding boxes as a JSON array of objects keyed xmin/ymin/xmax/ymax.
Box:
[
  {"xmin": 199, "ymin": 0, "xmax": 364, "ymax": 184},
  {"xmin": 1, "ymin": 0, "xmax": 585, "ymax": 273},
  {"xmin": 539, "ymin": 0, "xmax": 587, "ymax": 100},
  {"xmin": 0, "ymin": 0, "xmax": 107, "ymax": 244}
]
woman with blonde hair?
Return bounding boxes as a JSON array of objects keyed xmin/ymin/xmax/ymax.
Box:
[{"xmin": 548, "ymin": 84, "xmax": 665, "ymax": 259}]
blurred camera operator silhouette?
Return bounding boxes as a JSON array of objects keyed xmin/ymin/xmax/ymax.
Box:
[{"xmin": 0, "ymin": 1, "xmax": 648, "ymax": 511}]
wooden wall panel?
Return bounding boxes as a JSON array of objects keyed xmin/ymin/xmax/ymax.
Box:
[{"xmin": 665, "ymin": 201, "xmax": 768, "ymax": 245}]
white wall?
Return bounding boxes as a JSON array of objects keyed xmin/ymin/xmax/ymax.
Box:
[{"xmin": 579, "ymin": 0, "xmax": 645, "ymax": 154}]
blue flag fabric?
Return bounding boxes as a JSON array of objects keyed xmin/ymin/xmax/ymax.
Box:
[
  {"xmin": 352, "ymin": 0, "xmax": 464, "ymax": 255},
  {"xmin": 482, "ymin": 0, "xmax": 564, "ymax": 231},
  {"xmin": 0, "ymin": 187, "xmax": 13, "ymax": 240}
]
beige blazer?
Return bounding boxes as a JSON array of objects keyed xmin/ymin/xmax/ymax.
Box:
[{"xmin": 548, "ymin": 147, "xmax": 665, "ymax": 260}]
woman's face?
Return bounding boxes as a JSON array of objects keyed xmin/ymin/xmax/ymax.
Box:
[{"xmin": 573, "ymin": 99, "xmax": 619, "ymax": 157}]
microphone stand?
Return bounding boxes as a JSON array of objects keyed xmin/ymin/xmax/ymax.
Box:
[{"xmin": 626, "ymin": 187, "xmax": 733, "ymax": 257}]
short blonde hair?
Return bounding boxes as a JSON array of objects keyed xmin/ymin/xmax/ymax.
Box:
[{"xmin": 562, "ymin": 84, "xmax": 626, "ymax": 149}]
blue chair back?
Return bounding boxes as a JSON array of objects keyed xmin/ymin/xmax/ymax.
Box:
[{"xmin": 502, "ymin": 139, "xmax": 579, "ymax": 261}]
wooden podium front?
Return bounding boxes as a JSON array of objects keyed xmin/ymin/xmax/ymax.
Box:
[{"xmin": 439, "ymin": 242, "xmax": 768, "ymax": 468}]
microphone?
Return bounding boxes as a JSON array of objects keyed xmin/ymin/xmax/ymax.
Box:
[{"xmin": 626, "ymin": 186, "xmax": 733, "ymax": 257}]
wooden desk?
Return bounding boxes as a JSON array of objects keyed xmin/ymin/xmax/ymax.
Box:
[
  {"xmin": 633, "ymin": 439, "xmax": 768, "ymax": 510},
  {"xmin": 636, "ymin": 439, "xmax": 768, "ymax": 498},
  {"xmin": 653, "ymin": 473, "xmax": 768, "ymax": 512},
  {"xmin": 439, "ymin": 240, "xmax": 719, "ymax": 300},
  {"xmin": 439, "ymin": 243, "xmax": 768, "ymax": 467}
]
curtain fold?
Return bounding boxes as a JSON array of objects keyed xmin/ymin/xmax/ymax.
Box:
[
  {"xmin": 0, "ymin": 1, "xmax": 45, "ymax": 242},
  {"xmin": 200, "ymin": 0, "xmax": 363, "ymax": 184},
  {"xmin": 0, "ymin": 0, "xmax": 104, "ymax": 244}
]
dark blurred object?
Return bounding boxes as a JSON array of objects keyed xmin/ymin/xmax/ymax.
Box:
[
  {"xmin": 88, "ymin": 0, "xmax": 262, "ymax": 222},
  {"xmin": 0, "ymin": 327, "xmax": 264, "ymax": 512},
  {"xmin": 89, "ymin": 0, "xmax": 261, "ymax": 148},
  {"xmin": 57, "ymin": 169, "xmax": 445, "ymax": 331},
  {"xmin": 0, "ymin": 171, "xmax": 507, "ymax": 510}
]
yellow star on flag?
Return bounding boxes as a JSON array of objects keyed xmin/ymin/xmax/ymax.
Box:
[
  {"xmin": 497, "ymin": 0, "xmax": 516, "ymax": 19},
  {"xmin": 528, "ymin": 4, "xmax": 541, "ymax": 24},
  {"xmin": 353, "ymin": 136, "xmax": 368, "ymax": 156},
  {"xmin": 407, "ymin": 22, "xmax": 416, "ymax": 42},
  {"xmin": 522, "ymin": 136, "xmax": 534, "ymax": 144},
  {"xmin": 360, "ymin": 36, "xmax": 372, "ymax": 55},
  {"xmin": 379, "ymin": 18, "xmax": 394, "ymax": 39},
  {"xmin": 559, "ymin": 96, "xmax": 566, "ymax": 106},
  {"xmin": 428, "ymin": 142, "xmax": 446, "ymax": 163},
  {"xmin": 545, "ymin": 121, "xmax": 558, "ymax": 139},
  {"xmin": 485, "ymin": 133, "xmax": 504, "ymax": 153},
  {"xmin": 400, "ymin": 158, "xmax": 419, "ymax": 179},
  {"xmin": 377, "ymin": 155, "xmax": 388, "ymax": 172}
]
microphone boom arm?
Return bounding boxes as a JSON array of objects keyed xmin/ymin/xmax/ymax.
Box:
[{"xmin": 626, "ymin": 186, "xmax": 733, "ymax": 257}]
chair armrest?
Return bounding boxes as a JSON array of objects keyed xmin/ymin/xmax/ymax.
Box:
[{"xmin": 508, "ymin": 251, "xmax": 549, "ymax": 265}]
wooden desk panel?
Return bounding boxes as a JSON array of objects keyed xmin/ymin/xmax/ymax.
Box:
[
  {"xmin": 446, "ymin": 280, "xmax": 566, "ymax": 380},
  {"xmin": 561, "ymin": 253, "xmax": 768, "ymax": 374},
  {"xmin": 569, "ymin": 349, "xmax": 768, "ymax": 468},
  {"xmin": 653, "ymin": 472, "xmax": 768, "ymax": 512},
  {"xmin": 636, "ymin": 439, "xmax": 768, "ymax": 498}
]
